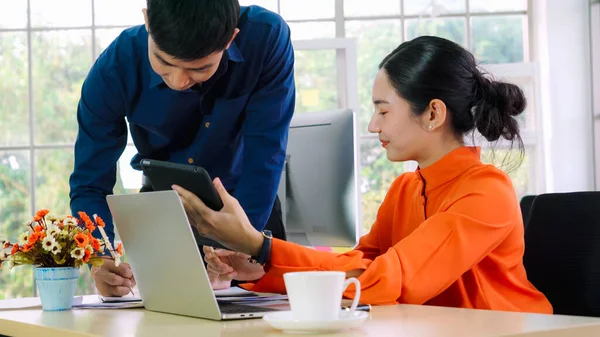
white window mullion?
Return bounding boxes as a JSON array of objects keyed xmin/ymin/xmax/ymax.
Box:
[
  {"xmin": 465, "ymin": 0, "xmax": 471, "ymax": 51},
  {"xmin": 25, "ymin": 0, "xmax": 38, "ymax": 298}
]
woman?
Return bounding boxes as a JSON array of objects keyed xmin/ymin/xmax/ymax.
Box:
[{"xmin": 172, "ymin": 36, "xmax": 553, "ymax": 313}]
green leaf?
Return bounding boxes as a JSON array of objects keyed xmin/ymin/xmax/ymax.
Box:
[
  {"xmin": 88, "ymin": 257, "xmax": 104, "ymax": 268},
  {"xmin": 53, "ymin": 254, "xmax": 67, "ymax": 265}
]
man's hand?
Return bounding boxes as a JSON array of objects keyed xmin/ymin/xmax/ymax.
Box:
[
  {"xmin": 92, "ymin": 257, "xmax": 136, "ymax": 297},
  {"xmin": 172, "ymin": 178, "xmax": 265, "ymax": 256}
]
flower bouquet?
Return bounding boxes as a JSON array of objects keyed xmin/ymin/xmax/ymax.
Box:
[{"xmin": 0, "ymin": 209, "xmax": 123, "ymax": 311}]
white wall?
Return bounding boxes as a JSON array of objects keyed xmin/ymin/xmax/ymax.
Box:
[
  {"xmin": 532, "ymin": 0, "xmax": 595, "ymax": 192},
  {"xmin": 592, "ymin": 2, "xmax": 600, "ymax": 190}
]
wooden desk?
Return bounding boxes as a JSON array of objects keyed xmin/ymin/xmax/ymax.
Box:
[{"xmin": 1, "ymin": 296, "xmax": 600, "ymax": 337}]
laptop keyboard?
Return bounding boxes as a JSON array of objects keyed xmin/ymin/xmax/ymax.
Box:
[{"xmin": 219, "ymin": 302, "xmax": 278, "ymax": 314}]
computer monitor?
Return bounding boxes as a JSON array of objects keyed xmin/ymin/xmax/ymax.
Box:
[{"xmin": 277, "ymin": 109, "xmax": 361, "ymax": 247}]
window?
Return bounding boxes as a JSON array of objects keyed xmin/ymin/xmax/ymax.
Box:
[
  {"xmin": 270, "ymin": 0, "xmax": 532, "ymax": 230},
  {"xmin": 0, "ymin": 0, "xmax": 142, "ymax": 300},
  {"xmin": 0, "ymin": 0, "xmax": 532, "ymax": 299}
]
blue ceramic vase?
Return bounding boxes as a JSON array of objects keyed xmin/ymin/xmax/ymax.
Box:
[{"xmin": 34, "ymin": 267, "xmax": 79, "ymax": 311}]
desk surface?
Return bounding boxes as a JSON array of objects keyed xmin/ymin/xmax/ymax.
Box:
[{"xmin": 1, "ymin": 296, "xmax": 600, "ymax": 337}]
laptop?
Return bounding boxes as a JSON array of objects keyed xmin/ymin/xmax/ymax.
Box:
[{"xmin": 106, "ymin": 190, "xmax": 290, "ymax": 320}]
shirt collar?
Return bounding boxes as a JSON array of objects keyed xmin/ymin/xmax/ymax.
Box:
[
  {"xmin": 149, "ymin": 68, "xmax": 164, "ymax": 88},
  {"xmin": 416, "ymin": 146, "xmax": 482, "ymax": 192},
  {"xmin": 226, "ymin": 41, "xmax": 244, "ymax": 63},
  {"xmin": 148, "ymin": 41, "xmax": 244, "ymax": 89}
]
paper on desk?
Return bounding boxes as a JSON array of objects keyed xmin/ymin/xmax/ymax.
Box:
[
  {"xmin": 99, "ymin": 287, "xmax": 142, "ymax": 303},
  {"xmin": 213, "ymin": 286, "xmax": 257, "ymax": 297},
  {"xmin": 74, "ymin": 301, "xmax": 144, "ymax": 309},
  {"xmin": 217, "ymin": 294, "xmax": 288, "ymax": 303},
  {"xmin": 97, "ymin": 286, "xmax": 253, "ymax": 302},
  {"xmin": 95, "ymin": 286, "xmax": 259, "ymax": 304},
  {"xmin": 96, "ymin": 286, "xmax": 258, "ymax": 303},
  {"xmin": 99, "ymin": 294, "xmax": 141, "ymax": 303}
]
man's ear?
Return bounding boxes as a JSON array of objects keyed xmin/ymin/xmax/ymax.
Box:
[
  {"xmin": 421, "ymin": 99, "xmax": 447, "ymax": 132},
  {"xmin": 142, "ymin": 8, "xmax": 149, "ymax": 32},
  {"xmin": 225, "ymin": 28, "xmax": 240, "ymax": 49}
]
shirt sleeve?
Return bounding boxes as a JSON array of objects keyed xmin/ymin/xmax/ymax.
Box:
[
  {"xmin": 233, "ymin": 20, "xmax": 296, "ymax": 230},
  {"xmin": 69, "ymin": 61, "xmax": 127, "ymax": 244},
  {"xmin": 249, "ymin": 169, "xmax": 518, "ymax": 305},
  {"xmin": 353, "ymin": 220, "xmax": 382, "ymax": 260}
]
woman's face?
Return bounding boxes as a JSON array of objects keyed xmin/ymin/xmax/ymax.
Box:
[{"xmin": 367, "ymin": 69, "xmax": 431, "ymax": 162}]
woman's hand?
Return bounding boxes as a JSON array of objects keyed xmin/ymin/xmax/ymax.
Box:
[
  {"xmin": 203, "ymin": 246, "xmax": 266, "ymax": 289},
  {"xmin": 171, "ymin": 178, "xmax": 265, "ymax": 257}
]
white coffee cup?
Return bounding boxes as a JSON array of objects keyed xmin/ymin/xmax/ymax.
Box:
[{"xmin": 283, "ymin": 271, "xmax": 361, "ymax": 321}]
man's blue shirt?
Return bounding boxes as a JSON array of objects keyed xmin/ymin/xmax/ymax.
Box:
[{"xmin": 69, "ymin": 6, "xmax": 295, "ymax": 242}]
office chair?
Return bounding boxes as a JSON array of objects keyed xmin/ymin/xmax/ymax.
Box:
[
  {"xmin": 519, "ymin": 195, "xmax": 537, "ymax": 229},
  {"xmin": 523, "ymin": 192, "xmax": 600, "ymax": 317}
]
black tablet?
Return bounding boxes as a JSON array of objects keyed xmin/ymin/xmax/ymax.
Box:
[
  {"xmin": 139, "ymin": 159, "xmax": 224, "ymax": 211},
  {"xmin": 140, "ymin": 159, "xmax": 228, "ymax": 250}
]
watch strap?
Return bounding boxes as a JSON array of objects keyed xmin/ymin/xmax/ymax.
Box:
[{"xmin": 249, "ymin": 230, "xmax": 272, "ymax": 266}]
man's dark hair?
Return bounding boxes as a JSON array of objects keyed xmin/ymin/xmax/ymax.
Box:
[{"xmin": 146, "ymin": 0, "xmax": 240, "ymax": 61}]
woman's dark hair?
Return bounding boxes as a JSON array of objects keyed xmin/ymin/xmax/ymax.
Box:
[
  {"xmin": 379, "ymin": 36, "xmax": 526, "ymax": 166},
  {"xmin": 146, "ymin": 0, "xmax": 240, "ymax": 61}
]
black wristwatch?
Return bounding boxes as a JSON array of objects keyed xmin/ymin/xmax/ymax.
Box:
[{"xmin": 249, "ymin": 230, "xmax": 273, "ymax": 266}]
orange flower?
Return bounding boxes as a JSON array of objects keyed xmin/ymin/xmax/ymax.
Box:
[
  {"xmin": 11, "ymin": 244, "xmax": 18, "ymax": 254},
  {"xmin": 33, "ymin": 215, "xmax": 41, "ymax": 222},
  {"xmin": 27, "ymin": 233, "xmax": 39, "ymax": 246},
  {"xmin": 57, "ymin": 222, "xmax": 64, "ymax": 230},
  {"xmin": 82, "ymin": 249, "xmax": 91, "ymax": 263},
  {"xmin": 90, "ymin": 237, "xmax": 101, "ymax": 251},
  {"xmin": 78, "ymin": 212, "xmax": 91, "ymax": 224},
  {"xmin": 116, "ymin": 242, "xmax": 123, "ymax": 256},
  {"xmin": 95, "ymin": 216, "xmax": 106, "ymax": 228},
  {"xmin": 20, "ymin": 243, "xmax": 32, "ymax": 252},
  {"xmin": 3, "ymin": 242, "xmax": 10, "ymax": 249},
  {"xmin": 85, "ymin": 220, "xmax": 96, "ymax": 232},
  {"xmin": 74, "ymin": 233, "xmax": 89, "ymax": 248},
  {"xmin": 34, "ymin": 225, "xmax": 44, "ymax": 233},
  {"xmin": 36, "ymin": 209, "xmax": 50, "ymax": 218}
]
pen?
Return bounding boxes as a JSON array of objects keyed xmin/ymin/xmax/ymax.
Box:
[{"xmin": 94, "ymin": 214, "xmax": 135, "ymax": 297}]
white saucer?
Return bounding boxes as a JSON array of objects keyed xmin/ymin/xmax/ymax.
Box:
[{"xmin": 263, "ymin": 310, "xmax": 369, "ymax": 333}]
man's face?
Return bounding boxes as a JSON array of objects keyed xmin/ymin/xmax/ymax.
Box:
[{"xmin": 147, "ymin": 35, "xmax": 223, "ymax": 91}]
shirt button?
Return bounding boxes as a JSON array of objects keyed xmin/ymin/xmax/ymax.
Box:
[
  {"xmin": 205, "ymin": 122, "xmax": 210, "ymax": 128},
  {"xmin": 188, "ymin": 158, "xmax": 194, "ymax": 164}
]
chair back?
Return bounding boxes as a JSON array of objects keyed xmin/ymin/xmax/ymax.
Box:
[
  {"xmin": 520, "ymin": 195, "xmax": 537, "ymax": 229},
  {"xmin": 523, "ymin": 191, "xmax": 600, "ymax": 317}
]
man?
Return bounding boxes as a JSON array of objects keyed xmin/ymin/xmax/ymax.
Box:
[{"xmin": 69, "ymin": 0, "xmax": 295, "ymax": 297}]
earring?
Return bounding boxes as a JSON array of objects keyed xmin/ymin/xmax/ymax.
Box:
[{"xmin": 428, "ymin": 125, "xmax": 433, "ymax": 131}]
